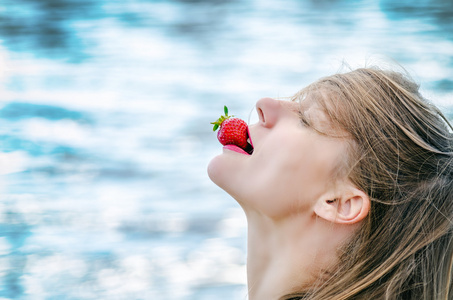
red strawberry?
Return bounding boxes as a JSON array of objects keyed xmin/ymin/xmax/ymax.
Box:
[{"xmin": 211, "ymin": 106, "xmax": 249, "ymax": 151}]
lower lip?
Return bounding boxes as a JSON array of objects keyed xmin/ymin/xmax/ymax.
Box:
[{"xmin": 223, "ymin": 145, "xmax": 250, "ymax": 155}]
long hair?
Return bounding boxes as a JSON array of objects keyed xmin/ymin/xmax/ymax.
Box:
[{"xmin": 283, "ymin": 67, "xmax": 453, "ymax": 299}]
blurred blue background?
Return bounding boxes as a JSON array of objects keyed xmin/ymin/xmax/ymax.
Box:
[{"xmin": 0, "ymin": 0, "xmax": 452, "ymax": 299}]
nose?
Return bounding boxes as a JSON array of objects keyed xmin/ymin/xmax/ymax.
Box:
[{"xmin": 255, "ymin": 97, "xmax": 281, "ymax": 128}]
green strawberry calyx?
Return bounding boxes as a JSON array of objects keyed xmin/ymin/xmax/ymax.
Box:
[{"xmin": 211, "ymin": 106, "xmax": 234, "ymax": 131}]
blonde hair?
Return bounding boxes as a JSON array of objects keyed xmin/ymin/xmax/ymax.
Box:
[{"xmin": 283, "ymin": 67, "xmax": 453, "ymax": 299}]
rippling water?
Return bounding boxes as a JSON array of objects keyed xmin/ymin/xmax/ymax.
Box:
[{"xmin": 0, "ymin": 0, "xmax": 452, "ymax": 299}]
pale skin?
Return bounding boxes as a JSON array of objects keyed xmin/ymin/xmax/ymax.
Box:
[{"xmin": 208, "ymin": 97, "xmax": 370, "ymax": 299}]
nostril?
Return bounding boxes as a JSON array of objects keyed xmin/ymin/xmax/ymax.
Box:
[
  {"xmin": 256, "ymin": 97, "xmax": 277, "ymax": 128},
  {"xmin": 257, "ymin": 107, "xmax": 265, "ymax": 124}
]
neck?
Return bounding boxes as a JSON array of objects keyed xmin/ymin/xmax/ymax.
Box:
[{"xmin": 244, "ymin": 210, "xmax": 351, "ymax": 300}]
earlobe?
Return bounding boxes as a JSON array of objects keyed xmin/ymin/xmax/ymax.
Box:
[{"xmin": 314, "ymin": 187, "xmax": 370, "ymax": 224}]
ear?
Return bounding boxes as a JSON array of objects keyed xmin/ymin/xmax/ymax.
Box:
[{"xmin": 314, "ymin": 185, "xmax": 370, "ymax": 224}]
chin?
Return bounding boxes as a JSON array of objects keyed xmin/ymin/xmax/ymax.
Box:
[
  {"xmin": 207, "ymin": 154, "xmax": 221, "ymax": 184},
  {"xmin": 208, "ymin": 154, "xmax": 226, "ymax": 188},
  {"xmin": 207, "ymin": 154, "xmax": 241, "ymax": 197},
  {"xmin": 207, "ymin": 149, "xmax": 254, "ymax": 204}
]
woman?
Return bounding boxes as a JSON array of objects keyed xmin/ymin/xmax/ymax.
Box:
[{"xmin": 208, "ymin": 67, "xmax": 453, "ymax": 299}]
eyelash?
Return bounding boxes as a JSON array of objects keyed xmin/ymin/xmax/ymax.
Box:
[{"xmin": 298, "ymin": 111, "xmax": 310, "ymax": 127}]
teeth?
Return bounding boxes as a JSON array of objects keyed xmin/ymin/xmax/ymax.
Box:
[
  {"xmin": 245, "ymin": 138, "xmax": 254, "ymax": 155},
  {"xmin": 246, "ymin": 128, "xmax": 254, "ymax": 155}
]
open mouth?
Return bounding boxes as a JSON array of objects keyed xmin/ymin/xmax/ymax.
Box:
[
  {"xmin": 223, "ymin": 127, "xmax": 254, "ymax": 155},
  {"xmin": 245, "ymin": 127, "xmax": 254, "ymax": 155}
]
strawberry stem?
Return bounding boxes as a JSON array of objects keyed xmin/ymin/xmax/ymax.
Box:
[{"xmin": 211, "ymin": 105, "xmax": 234, "ymax": 131}]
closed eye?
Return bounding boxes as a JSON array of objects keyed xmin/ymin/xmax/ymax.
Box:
[{"xmin": 298, "ymin": 111, "xmax": 311, "ymax": 127}]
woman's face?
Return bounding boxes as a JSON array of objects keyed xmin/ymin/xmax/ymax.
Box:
[{"xmin": 208, "ymin": 97, "xmax": 349, "ymax": 219}]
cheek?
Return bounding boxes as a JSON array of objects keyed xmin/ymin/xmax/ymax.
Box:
[
  {"xmin": 242, "ymin": 150, "xmax": 317, "ymax": 217},
  {"xmin": 244, "ymin": 140, "xmax": 343, "ymax": 218}
]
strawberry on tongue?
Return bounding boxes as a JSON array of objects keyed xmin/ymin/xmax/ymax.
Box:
[{"xmin": 211, "ymin": 106, "xmax": 253, "ymax": 155}]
